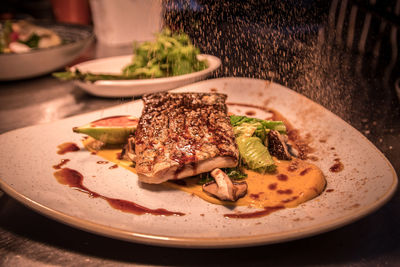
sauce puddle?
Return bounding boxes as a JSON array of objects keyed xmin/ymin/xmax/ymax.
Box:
[
  {"xmin": 54, "ymin": 167, "xmax": 184, "ymax": 217},
  {"xmin": 53, "ymin": 159, "xmax": 70, "ymax": 170},
  {"xmin": 330, "ymin": 158, "xmax": 344, "ymax": 172},
  {"xmin": 57, "ymin": 142, "xmax": 80, "ymax": 155}
]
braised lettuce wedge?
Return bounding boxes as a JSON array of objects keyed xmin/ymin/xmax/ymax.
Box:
[
  {"xmin": 236, "ymin": 136, "xmax": 276, "ymax": 173},
  {"xmin": 230, "ymin": 115, "xmax": 287, "ymax": 173}
]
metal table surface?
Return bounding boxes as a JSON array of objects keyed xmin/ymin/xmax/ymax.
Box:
[{"xmin": 1, "ymin": 2, "xmax": 400, "ymax": 266}]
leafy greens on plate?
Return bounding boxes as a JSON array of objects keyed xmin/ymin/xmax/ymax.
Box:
[{"xmin": 53, "ymin": 28, "xmax": 208, "ymax": 82}]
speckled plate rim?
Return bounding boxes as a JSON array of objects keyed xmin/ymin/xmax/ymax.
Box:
[
  {"xmin": 0, "ymin": 77, "xmax": 397, "ymax": 248},
  {"xmin": 1, "ymin": 165, "xmax": 396, "ymax": 249}
]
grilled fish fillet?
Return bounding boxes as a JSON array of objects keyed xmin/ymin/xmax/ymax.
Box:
[{"xmin": 135, "ymin": 92, "xmax": 239, "ymax": 184}]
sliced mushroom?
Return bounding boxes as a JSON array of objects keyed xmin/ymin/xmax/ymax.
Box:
[
  {"xmin": 268, "ymin": 130, "xmax": 292, "ymax": 160},
  {"xmin": 286, "ymin": 142, "xmax": 299, "ymax": 158},
  {"xmin": 120, "ymin": 135, "xmax": 136, "ymax": 162},
  {"xmin": 202, "ymin": 168, "xmax": 248, "ymax": 201}
]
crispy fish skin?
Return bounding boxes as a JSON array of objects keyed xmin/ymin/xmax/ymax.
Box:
[{"xmin": 135, "ymin": 92, "xmax": 238, "ymax": 184}]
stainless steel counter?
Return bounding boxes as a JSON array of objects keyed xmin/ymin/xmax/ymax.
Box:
[{"xmin": 1, "ymin": 2, "xmax": 400, "ymax": 265}]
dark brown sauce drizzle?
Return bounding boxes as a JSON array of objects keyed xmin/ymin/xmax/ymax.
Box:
[
  {"xmin": 109, "ymin": 164, "xmax": 118, "ymax": 169},
  {"xmin": 224, "ymin": 206, "xmax": 284, "ymax": 219},
  {"xmin": 330, "ymin": 158, "xmax": 344, "ymax": 172},
  {"xmin": 277, "ymin": 174, "xmax": 288, "ymax": 181},
  {"xmin": 300, "ymin": 168, "xmax": 311, "ymax": 176},
  {"xmin": 277, "ymin": 189, "xmax": 293, "ymax": 195},
  {"xmin": 172, "ymin": 146, "xmax": 198, "ymax": 179},
  {"xmin": 54, "ymin": 168, "xmax": 184, "ymax": 216},
  {"xmin": 326, "ymin": 189, "xmax": 334, "ymax": 192},
  {"xmin": 53, "ymin": 159, "xmax": 70, "ymax": 170},
  {"xmin": 268, "ymin": 183, "xmax": 277, "ymax": 190},
  {"xmin": 245, "ymin": 110, "xmax": 256, "ymax": 116},
  {"xmin": 250, "ymin": 192, "xmax": 263, "ymax": 200},
  {"xmin": 281, "ymin": 196, "xmax": 299, "ymax": 203},
  {"xmin": 97, "ymin": 161, "xmax": 108, "ymax": 164},
  {"xmin": 57, "ymin": 142, "xmax": 79, "ymax": 155}
]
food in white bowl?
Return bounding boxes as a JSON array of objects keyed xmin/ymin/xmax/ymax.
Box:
[
  {"xmin": 54, "ymin": 28, "xmax": 209, "ymax": 81},
  {"xmin": 0, "ymin": 21, "xmax": 93, "ymax": 81},
  {"xmin": 1, "ymin": 20, "xmax": 62, "ymax": 53}
]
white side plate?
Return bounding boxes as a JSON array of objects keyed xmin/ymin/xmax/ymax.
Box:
[
  {"xmin": 0, "ymin": 78, "xmax": 397, "ymax": 248},
  {"xmin": 70, "ymin": 54, "xmax": 221, "ymax": 97}
]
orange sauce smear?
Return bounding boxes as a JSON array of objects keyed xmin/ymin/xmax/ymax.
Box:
[{"xmin": 83, "ymin": 138, "xmax": 326, "ymax": 210}]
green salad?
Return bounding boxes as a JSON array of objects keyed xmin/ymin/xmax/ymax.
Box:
[{"xmin": 53, "ymin": 28, "xmax": 208, "ymax": 82}]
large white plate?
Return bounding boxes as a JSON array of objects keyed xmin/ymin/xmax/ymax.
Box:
[
  {"xmin": 0, "ymin": 22, "xmax": 94, "ymax": 81},
  {"xmin": 70, "ymin": 54, "xmax": 221, "ymax": 97},
  {"xmin": 0, "ymin": 78, "xmax": 397, "ymax": 248}
]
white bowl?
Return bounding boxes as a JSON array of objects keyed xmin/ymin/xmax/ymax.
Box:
[{"xmin": 0, "ymin": 22, "xmax": 94, "ymax": 81}]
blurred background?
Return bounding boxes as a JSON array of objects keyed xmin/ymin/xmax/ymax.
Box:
[{"xmin": 1, "ymin": 0, "xmax": 399, "ymax": 90}]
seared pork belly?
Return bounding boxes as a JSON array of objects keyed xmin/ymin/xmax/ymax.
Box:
[{"xmin": 135, "ymin": 92, "xmax": 239, "ymax": 184}]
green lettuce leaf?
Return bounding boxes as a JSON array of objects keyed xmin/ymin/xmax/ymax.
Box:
[
  {"xmin": 236, "ymin": 136, "xmax": 276, "ymax": 173},
  {"xmin": 230, "ymin": 115, "xmax": 286, "ymax": 134}
]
